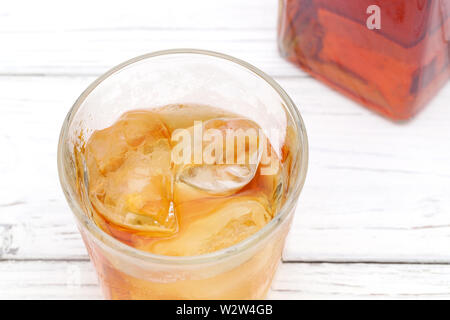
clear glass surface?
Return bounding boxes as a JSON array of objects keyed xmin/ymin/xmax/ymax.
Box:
[{"xmin": 58, "ymin": 49, "xmax": 308, "ymax": 299}]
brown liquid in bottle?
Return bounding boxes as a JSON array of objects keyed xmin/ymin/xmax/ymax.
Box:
[{"xmin": 278, "ymin": 0, "xmax": 450, "ymax": 120}]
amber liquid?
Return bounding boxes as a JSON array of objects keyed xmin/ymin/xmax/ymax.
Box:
[
  {"xmin": 278, "ymin": 0, "xmax": 450, "ymax": 120},
  {"xmin": 76, "ymin": 104, "xmax": 291, "ymax": 299}
]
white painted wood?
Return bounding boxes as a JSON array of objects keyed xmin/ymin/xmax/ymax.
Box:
[
  {"xmin": 0, "ymin": 76, "xmax": 449, "ymax": 263},
  {"xmin": 283, "ymin": 79, "xmax": 450, "ymax": 263},
  {"xmin": 0, "ymin": 0, "xmax": 274, "ymax": 31},
  {"xmin": 1, "ymin": 261, "xmax": 449, "ymax": 300},
  {"xmin": 0, "ymin": 29, "xmax": 306, "ymax": 78},
  {"xmin": 1, "ymin": 0, "xmax": 450, "ymax": 299},
  {"xmin": 0, "ymin": 0, "xmax": 305, "ymax": 78},
  {"xmin": 0, "ymin": 260, "xmax": 101, "ymax": 300},
  {"xmin": 271, "ymin": 263, "xmax": 450, "ymax": 299}
]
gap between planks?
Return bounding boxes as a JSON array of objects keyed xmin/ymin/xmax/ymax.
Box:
[
  {"xmin": 1, "ymin": 260, "xmax": 450, "ymax": 299},
  {"xmin": 1, "ymin": 258, "xmax": 450, "ymax": 266}
]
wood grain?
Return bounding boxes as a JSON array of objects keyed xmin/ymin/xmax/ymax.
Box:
[
  {"xmin": 1, "ymin": 0, "xmax": 450, "ymax": 299},
  {"xmin": 0, "ymin": 0, "xmax": 306, "ymax": 78},
  {"xmin": 2, "ymin": 260, "xmax": 449, "ymax": 299},
  {"xmin": 0, "ymin": 76, "xmax": 449, "ymax": 262},
  {"xmin": 272, "ymin": 262, "xmax": 450, "ymax": 299}
]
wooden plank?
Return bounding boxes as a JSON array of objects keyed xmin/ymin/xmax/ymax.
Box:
[
  {"xmin": 271, "ymin": 262, "xmax": 450, "ymax": 299},
  {"xmin": 282, "ymin": 78, "xmax": 450, "ymax": 263},
  {"xmin": 1, "ymin": 260, "xmax": 449, "ymax": 299},
  {"xmin": 0, "ymin": 260, "xmax": 101, "ymax": 300},
  {"xmin": 0, "ymin": 29, "xmax": 307, "ymax": 78},
  {"xmin": 0, "ymin": 0, "xmax": 276, "ymax": 31},
  {"xmin": 2, "ymin": 0, "xmax": 448, "ymax": 300},
  {"xmin": 0, "ymin": 76, "xmax": 450, "ymax": 262},
  {"xmin": 0, "ymin": 0, "xmax": 307, "ymax": 77}
]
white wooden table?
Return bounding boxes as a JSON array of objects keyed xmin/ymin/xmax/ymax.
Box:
[{"xmin": 1, "ymin": 0, "xmax": 450, "ymax": 299}]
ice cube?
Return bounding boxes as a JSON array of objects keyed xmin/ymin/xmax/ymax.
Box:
[
  {"xmin": 136, "ymin": 197, "xmax": 271, "ymax": 256},
  {"xmin": 86, "ymin": 111, "xmax": 176, "ymax": 235},
  {"xmin": 175, "ymin": 118, "xmax": 263, "ymax": 195},
  {"xmin": 118, "ymin": 110, "xmax": 170, "ymax": 147},
  {"xmin": 155, "ymin": 104, "xmax": 235, "ymax": 131},
  {"xmin": 85, "ymin": 125, "xmax": 128, "ymax": 175}
]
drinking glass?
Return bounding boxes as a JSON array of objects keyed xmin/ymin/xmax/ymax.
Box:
[{"xmin": 58, "ymin": 49, "xmax": 308, "ymax": 299}]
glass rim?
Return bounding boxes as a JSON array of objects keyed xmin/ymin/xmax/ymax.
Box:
[{"xmin": 57, "ymin": 48, "xmax": 308, "ymax": 265}]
